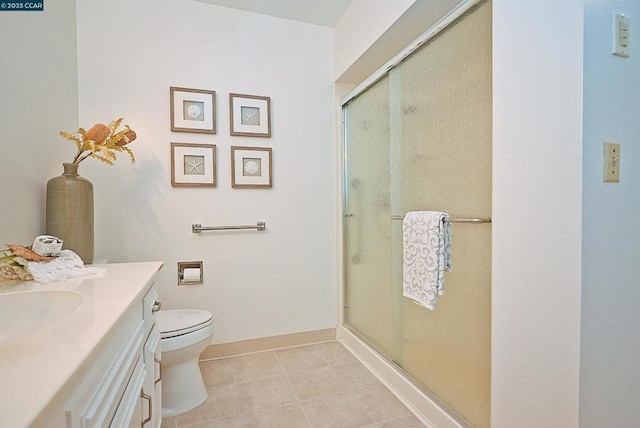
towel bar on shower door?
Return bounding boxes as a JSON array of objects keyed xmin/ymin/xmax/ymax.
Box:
[{"xmin": 390, "ymin": 215, "xmax": 491, "ymax": 224}]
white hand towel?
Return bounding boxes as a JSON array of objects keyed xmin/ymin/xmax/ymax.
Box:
[
  {"xmin": 402, "ymin": 211, "xmax": 452, "ymax": 310},
  {"xmin": 27, "ymin": 250, "xmax": 106, "ymax": 283}
]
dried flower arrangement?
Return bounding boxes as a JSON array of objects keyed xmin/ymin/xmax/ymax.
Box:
[{"xmin": 60, "ymin": 118, "xmax": 137, "ymax": 165}]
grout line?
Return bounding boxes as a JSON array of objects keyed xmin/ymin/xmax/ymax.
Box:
[
  {"xmin": 295, "ymin": 401, "xmax": 313, "ymax": 428},
  {"xmin": 274, "ymin": 350, "xmax": 314, "ymax": 426}
]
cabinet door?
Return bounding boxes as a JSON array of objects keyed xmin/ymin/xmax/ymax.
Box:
[
  {"xmin": 143, "ymin": 324, "xmax": 162, "ymax": 428},
  {"xmin": 109, "ymin": 356, "xmax": 145, "ymax": 428}
]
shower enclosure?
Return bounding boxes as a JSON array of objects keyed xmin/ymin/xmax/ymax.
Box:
[{"xmin": 341, "ymin": 2, "xmax": 491, "ymax": 427}]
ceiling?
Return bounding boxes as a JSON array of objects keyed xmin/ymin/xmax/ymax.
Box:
[{"xmin": 191, "ymin": 0, "xmax": 353, "ymax": 27}]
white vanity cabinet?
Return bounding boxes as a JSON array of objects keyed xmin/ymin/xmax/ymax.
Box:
[
  {"xmin": 66, "ymin": 307, "xmax": 145, "ymax": 427},
  {"xmin": 66, "ymin": 281, "xmax": 162, "ymax": 428},
  {"xmin": 0, "ymin": 262, "xmax": 164, "ymax": 428},
  {"xmin": 142, "ymin": 284, "xmax": 162, "ymax": 428}
]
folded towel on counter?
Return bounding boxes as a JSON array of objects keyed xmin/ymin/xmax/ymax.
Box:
[
  {"xmin": 27, "ymin": 250, "xmax": 106, "ymax": 283},
  {"xmin": 402, "ymin": 211, "xmax": 452, "ymax": 310}
]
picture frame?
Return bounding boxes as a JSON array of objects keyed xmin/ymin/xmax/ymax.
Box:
[
  {"xmin": 170, "ymin": 87, "xmax": 216, "ymax": 134},
  {"xmin": 229, "ymin": 93, "xmax": 271, "ymax": 137},
  {"xmin": 171, "ymin": 143, "xmax": 217, "ymax": 187},
  {"xmin": 231, "ymin": 146, "xmax": 272, "ymax": 188}
]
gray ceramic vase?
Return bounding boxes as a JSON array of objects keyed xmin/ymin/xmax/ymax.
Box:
[{"xmin": 46, "ymin": 163, "xmax": 94, "ymax": 264}]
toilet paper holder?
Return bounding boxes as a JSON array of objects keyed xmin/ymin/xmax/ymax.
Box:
[{"xmin": 177, "ymin": 261, "xmax": 203, "ymax": 285}]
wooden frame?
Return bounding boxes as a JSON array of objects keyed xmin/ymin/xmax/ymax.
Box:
[
  {"xmin": 231, "ymin": 146, "xmax": 272, "ymax": 188},
  {"xmin": 171, "ymin": 143, "xmax": 217, "ymax": 187},
  {"xmin": 170, "ymin": 87, "xmax": 216, "ymax": 134},
  {"xmin": 229, "ymin": 93, "xmax": 271, "ymax": 137}
]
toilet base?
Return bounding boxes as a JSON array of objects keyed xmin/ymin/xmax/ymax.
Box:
[
  {"xmin": 157, "ymin": 310, "xmax": 214, "ymax": 418},
  {"xmin": 161, "ymin": 354, "xmax": 208, "ymax": 417}
]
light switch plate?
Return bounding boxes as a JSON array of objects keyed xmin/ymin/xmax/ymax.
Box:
[
  {"xmin": 604, "ymin": 142, "xmax": 621, "ymax": 183},
  {"xmin": 613, "ymin": 13, "xmax": 630, "ymax": 58}
]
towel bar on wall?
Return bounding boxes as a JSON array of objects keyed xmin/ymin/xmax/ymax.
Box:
[
  {"xmin": 192, "ymin": 222, "xmax": 266, "ymax": 233},
  {"xmin": 390, "ymin": 215, "xmax": 491, "ymax": 224}
]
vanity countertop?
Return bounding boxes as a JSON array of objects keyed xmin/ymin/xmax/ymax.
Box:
[{"xmin": 0, "ymin": 261, "xmax": 163, "ymax": 428}]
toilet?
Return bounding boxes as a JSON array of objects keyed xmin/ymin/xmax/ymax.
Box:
[{"xmin": 156, "ymin": 309, "xmax": 214, "ymax": 417}]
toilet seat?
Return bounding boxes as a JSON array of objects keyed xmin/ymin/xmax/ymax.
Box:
[{"xmin": 157, "ymin": 309, "xmax": 213, "ymax": 339}]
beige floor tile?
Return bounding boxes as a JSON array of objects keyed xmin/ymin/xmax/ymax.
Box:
[
  {"xmin": 334, "ymin": 361, "xmax": 383, "ymax": 391},
  {"xmin": 200, "ymin": 357, "xmax": 237, "ymax": 387},
  {"xmin": 238, "ymin": 375, "xmax": 297, "ymax": 412},
  {"xmin": 369, "ymin": 415, "xmax": 426, "ymax": 428},
  {"xmin": 350, "ymin": 384, "xmax": 415, "ymax": 422},
  {"xmin": 174, "ymin": 341, "xmax": 428, "ymax": 428},
  {"xmin": 176, "ymin": 384, "xmax": 239, "ymax": 426},
  {"xmin": 242, "ymin": 403, "xmax": 311, "ymax": 428},
  {"xmin": 301, "ymin": 391, "xmax": 373, "ymax": 427},
  {"xmin": 235, "ymin": 351, "xmax": 285, "ymax": 383},
  {"xmin": 161, "ymin": 416, "xmax": 178, "ymax": 428},
  {"xmin": 275, "ymin": 344, "xmax": 328, "ymax": 373},
  {"xmin": 314, "ymin": 341, "xmax": 359, "ymax": 366},
  {"xmin": 287, "ymin": 365, "xmax": 350, "ymax": 401},
  {"xmin": 180, "ymin": 414, "xmax": 245, "ymax": 428}
]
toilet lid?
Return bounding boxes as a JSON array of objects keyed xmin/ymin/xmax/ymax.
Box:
[{"xmin": 156, "ymin": 309, "xmax": 213, "ymax": 339}]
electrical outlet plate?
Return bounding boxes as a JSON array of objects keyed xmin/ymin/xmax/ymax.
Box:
[{"xmin": 604, "ymin": 142, "xmax": 620, "ymax": 183}]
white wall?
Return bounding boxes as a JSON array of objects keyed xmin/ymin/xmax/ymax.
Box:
[
  {"xmin": 492, "ymin": 1, "xmax": 583, "ymax": 427},
  {"xmin": 334, "ymin": 0, "xmax": 463, "ymax": 84},
  {"xmin": 75, "ymin": 0, "xmax": 337, "ymax": 344},
  {"xmin": 580, "ymin": 1, "xmax": 640, "ymax": 426},
  {"xmin": 333, "ymin": 0, "xmax": 414, "ymax": 81},
  {"xmin": 0, "ymin": 0, "xmax": 79, "ymax": 243}
]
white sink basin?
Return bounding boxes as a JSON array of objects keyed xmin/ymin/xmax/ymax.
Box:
[{"xmin": 0, "ymin": 290, "xmax": 83, "ymax": 344}]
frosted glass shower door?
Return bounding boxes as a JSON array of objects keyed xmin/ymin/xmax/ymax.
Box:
[
  {"xmin": 343, "ymin": 2, "xmax": 491, "ymax": 427},
  {"xmin": 390, "ymin": 2, "xmax": 492, "ymax": 426},
  {"xmin": 343, "ymin": 76, "xmax": 396, "ymax": 358}
]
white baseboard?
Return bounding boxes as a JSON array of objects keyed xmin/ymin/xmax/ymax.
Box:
[{"xmin": 338, "ymin": 326, "xmax": 467, "ymax": 428}]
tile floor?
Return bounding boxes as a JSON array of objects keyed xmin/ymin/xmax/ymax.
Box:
[{"xmin": 161, "ymin": 341, "xmax": 426, "ymax": 428}]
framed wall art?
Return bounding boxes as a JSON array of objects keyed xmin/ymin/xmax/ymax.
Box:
[
  {"xmin": 231, "ymin": 146, "xmax": 272, "ymax": 188},
  {"xmin": 170, "ymin": 87, "xmax": 216, "ymax": 134},
  {"xmin": 171, "ymin": 143, "xmax": 217, "ymax": 187},
  {"xmin": 229, "ymin": 93, "xmax": 271, "ymax": 137}
]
